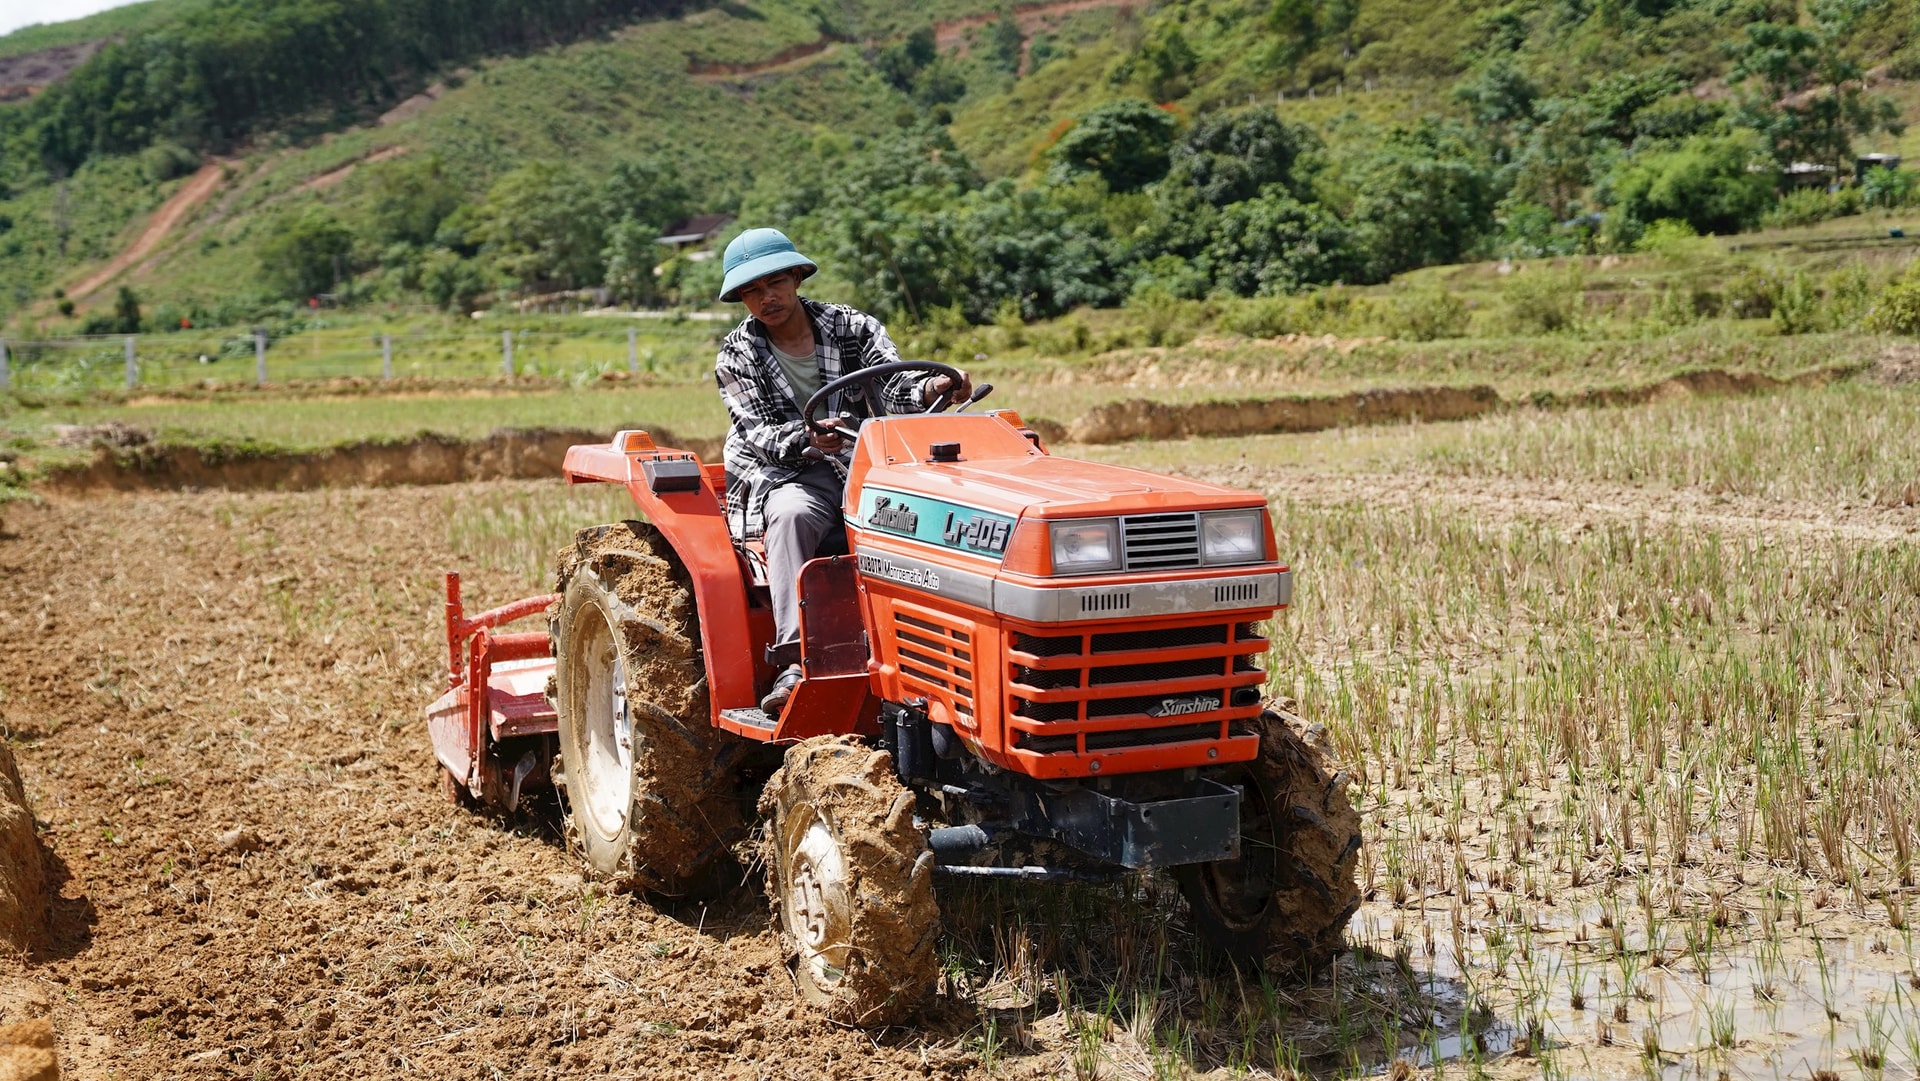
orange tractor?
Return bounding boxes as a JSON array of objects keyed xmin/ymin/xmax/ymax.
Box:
[{"xmin": 428, "ymin": 361, "xmax": 1361, "ymax": 1024}]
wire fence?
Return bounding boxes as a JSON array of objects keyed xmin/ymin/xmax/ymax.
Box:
[{"xmin": 0, "ymin": 324, "xmax": 713, "ymax": 393}]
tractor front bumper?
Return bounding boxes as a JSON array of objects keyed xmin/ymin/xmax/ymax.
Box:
[{"xmin": 1014, "ymin": 776, "xmax": 1242, "ymax": 870}]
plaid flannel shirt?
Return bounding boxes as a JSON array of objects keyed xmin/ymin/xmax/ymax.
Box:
[{"xmin": 715, "ymin": 298, "xmax": 929, "ymax": 539}]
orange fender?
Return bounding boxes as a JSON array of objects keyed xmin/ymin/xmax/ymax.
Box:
[{"xmin": 563, "ymin": 432, "xmax": 759, "ymax": 716}]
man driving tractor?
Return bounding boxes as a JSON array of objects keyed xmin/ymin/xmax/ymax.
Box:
[{"xmin": 714, "ymin": 228, "xmax": 970, "ymax": 715}]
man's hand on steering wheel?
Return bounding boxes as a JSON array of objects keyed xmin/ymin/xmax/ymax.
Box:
[
  {"xmin": 808, "ymin": 417, "xmax": 852, "ymax": 453},
  {"xmin": 800, "ymin": 360, "xmax": 973, "ymax": 435},
  {"xmin": 922, "ymin": 370, "xmax": 972, "ymax": 410}
]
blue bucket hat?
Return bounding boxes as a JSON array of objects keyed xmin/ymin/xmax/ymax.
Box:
[{"xmin": 718, "ymin": 228, "xmax": 818, "ymax": 302}]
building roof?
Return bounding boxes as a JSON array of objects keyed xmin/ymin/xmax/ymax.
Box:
[{"xmin": 657, "ymin": 214, "xmax": 735, "ymax": 245}]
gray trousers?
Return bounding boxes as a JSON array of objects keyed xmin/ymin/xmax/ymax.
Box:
[{"xmin": 764, "ymin": 463, "xmax": 845, "ymax": 650}]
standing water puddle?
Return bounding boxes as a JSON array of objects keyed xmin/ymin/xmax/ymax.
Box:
[{"xmin": 1349, "ymin": 902, "xmax": 1920, "ymax": 1078}]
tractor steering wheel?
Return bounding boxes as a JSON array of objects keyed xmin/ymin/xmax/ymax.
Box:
[{"xmin": 800, "ymin": 359, "xmax": 968, "ymax": 435}]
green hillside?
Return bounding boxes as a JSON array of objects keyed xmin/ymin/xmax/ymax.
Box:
[
  {"xmin": 3, "ymin": 0, "xmax": 1920, "ymax": 333},
  {"xmin": 0, "ymin": 0, "xmax": 207, "ymax": 59}
]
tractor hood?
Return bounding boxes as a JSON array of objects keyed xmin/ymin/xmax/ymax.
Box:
[
  {"xmin": 864, "ymin": 454, "xmax": 1263, "ymax": 520},
  {"xmin": 852, "ymin": 411, "xmax": 1264, "ymax": 521}
]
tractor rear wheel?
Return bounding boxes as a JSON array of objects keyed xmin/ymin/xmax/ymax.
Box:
[
  {"xmin": 761, "ymin": 737, "xmax": 938, "ymax": 1026},
  {"xmin": 551, "ymin": 520, "xmax": 747, "ymax": 897},
  {"xmin": 1175, "ymin": 708, "xmax": 1362, "ymax": 975}
]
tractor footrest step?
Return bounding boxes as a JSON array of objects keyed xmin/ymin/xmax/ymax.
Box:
[{"xmin": 720, "ymin": 708, "xmax": 777, "ymax": 731}]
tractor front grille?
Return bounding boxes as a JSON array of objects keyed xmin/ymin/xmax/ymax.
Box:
[
  {"xmin": 895, "ymin": 608, "xmax": 974, "ymax": 723},
  {"xmin": 1122, "ymin": 514, "xmax": 1201, "ymax": 570},
  {"xmin": 1006, "ymin": 617, "xmax": 1269, "ymax": 755}
]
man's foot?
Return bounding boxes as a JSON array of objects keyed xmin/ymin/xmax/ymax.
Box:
[{"xmin": 760, "ymin": 664, "xmax": 802, "ymax": 714}]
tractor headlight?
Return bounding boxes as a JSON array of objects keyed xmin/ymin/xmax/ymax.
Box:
[
  {"xmin": 1049, "ymin": 519, "xmax": 1120, "ymax": 574},
  {"xmin": 1200, "ymin": 510, "xmax": 1264, "ymax": 566}
]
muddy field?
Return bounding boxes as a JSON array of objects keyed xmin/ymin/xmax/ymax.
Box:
[{"xmin": 0, "ymin": 407, "xmax": 1916, "ymax": 1078}]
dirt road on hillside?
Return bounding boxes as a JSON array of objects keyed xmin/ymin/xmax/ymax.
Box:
[{"xmin": 70, "ymin": 163, "xmax": 224, "ymax": 301}]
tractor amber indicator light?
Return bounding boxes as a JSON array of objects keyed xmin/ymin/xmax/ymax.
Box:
[{"xmin": 1000, "ymin": 520, "xmax": 1051, "ymax": 576}]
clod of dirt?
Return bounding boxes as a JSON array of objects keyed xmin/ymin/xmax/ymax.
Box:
[
  {"xmin": 0, "ymin": 743, "xmax": 47, "ymax": 955},
  {"xmin": 214, "ymin": 828, "xmax": 264, "ymax": 854},
  {"xmin": 0, "ymin": 1018, "xmax": 57, "ymax": 1081},
  {"xmin": 47, "ymin": 424, "xmax": 150, "ymax": 451}
]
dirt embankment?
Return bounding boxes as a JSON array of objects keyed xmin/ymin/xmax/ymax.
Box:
[
  {"xmin": 1059, "ymin": 363, "xmax": 1861, "ymax": 444},
  {"xmin": 21, "ymin": 363, "xmax": 1861, "ymax": 494},
  {"xmin": 40, "ymin": 427, "xmax": 721, "ymax": 495}
]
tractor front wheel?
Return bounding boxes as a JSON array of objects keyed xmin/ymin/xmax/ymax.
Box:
[
  {"xmin": 551, "ymin": 521, "xmax": 746, "ymax": 897},
  {"xmin": 1175, "ymin": 708, "xmax": 1363, "ymax": 975},
  {"xmin": 761, "ymin": 737, "xmax": 939, "ymax": 1026}
]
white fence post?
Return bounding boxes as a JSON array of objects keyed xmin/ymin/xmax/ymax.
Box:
[
  {"xmin": 0, "ymin": 339, "xmax": 9, "ymax": 391},
  {"xmin": 628, "ymin": 326, "xmax": 638, "ymax": 374},
  {"xmin": 382, "ymin": 334, "xmax": 393, "ymax": 380},
  {"xmin": 255, "ymin": 331, "xmax": 267, "ymax": 385},
  {"xmin": 124, "ymin": 336, "xmax": 137, "ymax": 389},
  {"xmin": 502, "ymin": 329, "xmax": 514, "ymax": 376}
]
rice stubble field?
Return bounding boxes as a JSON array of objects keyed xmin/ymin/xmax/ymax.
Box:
[{"xmin": 0, "ymin": 376, "xmax": 1914, "ymax": 1078}]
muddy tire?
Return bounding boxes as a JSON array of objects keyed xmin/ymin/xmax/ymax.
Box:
[
  {"xmin": 550, "ymin": 521, "xmax": 746, "ymax": 897},
  {"xmin": 761, "ymin": 737, "xmax": 938, "ymax": 1026},
  {"xmin": 1175, "ymin": 708, "xmax": 1362, "ymax": 974}
]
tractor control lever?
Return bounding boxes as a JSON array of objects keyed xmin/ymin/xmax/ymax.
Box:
[
  {"xmin": 953, "ymin": 383, "xmax": 994, "ymax": 413},
  {"xmin": 802, "ymin": 444, "xmax": 850, "ymax": 481}
]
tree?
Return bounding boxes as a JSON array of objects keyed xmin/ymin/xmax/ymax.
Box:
[
  {"xmin": 1169, "ymin": 109, "xmax": 1311, "ymax": 207},
  {"xmin": 599, "ymin": 156, "xmax": 690, "ymax": 232},
  {"xmin": 874, "ymin": 26, "xmax": 937, "ymax": 92},
  {"xmin": 1508, "ymin": 99, "xmax": 1603, "ymax": 220},
  {"xmin": 476, "ymin": 162, "xmax": 603, "ymax": 292},
  {"xmin": 600, "ymin": 218, "xmax": 665, "ymax": 306},
  {"xmin": 1606, "ymin": 133, "xmax": 1776, "ymax": 236},
  {"xmin": 1204, "ymin": 189, "xmax": 1355, "ymax": 295},
  {"xmin": 1049, "ymin": 99, "xmax": 1178, "ymax": 193},
  {"xmin": 1341, "ymin": 119, "xmax": 1498, "ymax": 280},
  {"xmin": 259, "ymin": 207, "xmax": 355, "ymax": 299},
  {"xmin": 987, "ymin": 13, "xmax": 1023, "ymax": 74},
  {"xmin": 1453, "ymin": 57, "xmax": 1538, "ymax": 136},
  {"xmin": 1730, "ymin": 1, "xmax": 1904, "ymax": 177},
  {"xmin": 362, "ymin": 154, "xmax": 463, "ymax": 247},
  {"xmin": 113, "ymin": 286, "xmax": 142, "ymax": 333}
]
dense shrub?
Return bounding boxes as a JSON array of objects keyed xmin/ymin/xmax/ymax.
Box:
[
  {"xmin": 1864, "ymin": 267, "xmax": 1920, "ymax": 334},
  {"xmin": 258, "ymin": 207, "xmax": 355, "ymax": 299},
  {"xmin": 1761, "ymin": 186, "xmax": 1861, "ymax": 229},
  {"xmin": 1861, "ymin": 166, "xmax": 1918, "ymax": 209},
  {"xmin": 1383, "ymin": 289, "xmax": 1471, "ymax": 340},
  {"xmin": 1607, "ymin": 134, "xmax": 1776, "ymax": 237},
  {"xmin": 1502, "ymin": 266, "xmax": 1584, "ymax": 334}
]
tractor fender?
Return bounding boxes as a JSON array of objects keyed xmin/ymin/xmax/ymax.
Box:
[{"xmin": 563, "ymin": 436, "xmax": 758, "ymax": 715}]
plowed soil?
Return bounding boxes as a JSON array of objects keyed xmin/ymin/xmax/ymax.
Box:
[{"xmin": 0, "ymin": 486, "xmax": 976, "ymax": 1079}]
